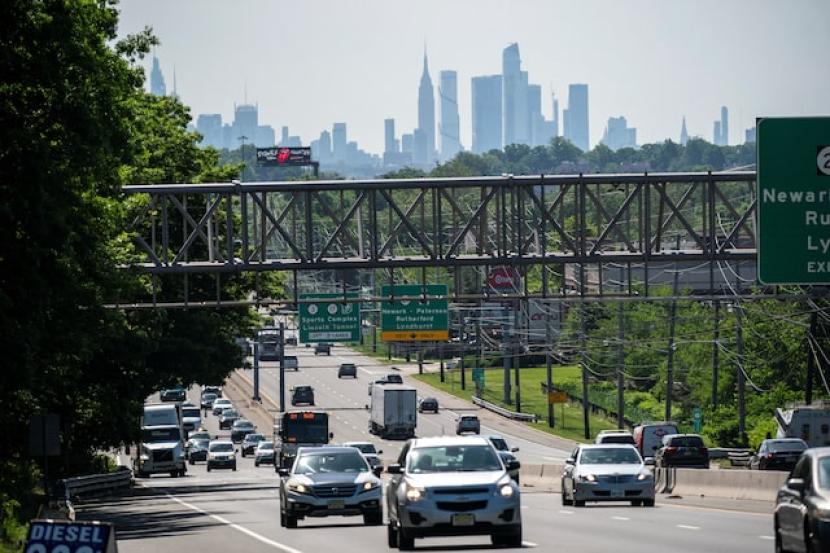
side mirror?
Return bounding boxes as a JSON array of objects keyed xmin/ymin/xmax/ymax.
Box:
[
  {"xmin": 329, "ymin": 432, "xmax": 334, "ymax": 439},
  {"xmin": 387, "ymin": 464, "xmax": 402, "ymax": 474},
  {"xmin": 565, "ymin": 458, "xmax": 575, "ymax": 465},
  {"xmin": 235, "ymin": 449, "xmax": 239, "ymax": 454},
  {"xmin": 277, "ymin": 468, "xmax": 290, "ymax": 477},
  {"xmin": 372, "ymin": 466, "xmax": 383, "ymax": 477},
  {"xmin": 787, "ymin": 478, "xmax": 805, "ymax": 493},
  {"xmin": 510, "ymin": 447, "xmax": 519, "ymax": 453},
  {"xmin": 377, "ymin": 450, "xmax": 384, "ymax": 455},
  {"xmin": 506, "ymin": 460, "xmax": 521, "ymax": 472},
  {"xmin": 644, "ymin": 458, "xmax": 656, "ymax": 466}
]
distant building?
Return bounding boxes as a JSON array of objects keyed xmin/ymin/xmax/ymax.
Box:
[
  {"xmin": 601, "ymin": 116, "xmax": 637, "ymax": 151},
  {"xmin": 563, "ymin": 84, "xmax": 589, "ymax": 151},
  {"xmin": 150, "ymin": 56, "xmax": 166, "ymax": 96},
  {"xmin": 332, "ymin": 123, "xmax": 347, "ymax": 162},
  {"xmin": 416, "ymin": 51, "xmax": 436, "ymax": 165},
  {"xmin": 680, "ymin": 116, "xmax": 689, "ymax": 146},
  {"xmin": 196, "ymin": 114, "xmax": 223, "ymax": 149},
  {"xmin": 401, "ymin": 133, "xmax": 414, "ymax": 154},
  {"xmin": 384, "ymin": 118, "xmax": 397, "ymax": 155},
  {"xmin": 439, "ymin": 70, "xmax": 461, "ymax": 161},
  {"xmin": 471, "ymin": 75, "xmax": 502, "ymax": 153},
  {"xmin": 317, "ymin": 130, "xmax": 332, "ymax": 162},
  {"xmin": 502, "ymin": 43, "xmax": 529, "ymax": 146},
  {"xmin": 745, "ymin": 126, "xmax": 757, "ymax": 143},
  {"xmin": 233, "ymin": 103, "xmax": 258, "ymax": 148},
  {"xmin": 551, "ymin": 93, "xmax": 560, "ymax": 139},
  {"xmin": 713, "ymin": 106, "xmax": 729, "ymax": 145},
  {"xmin": 713, "ymin": 121, "xmax": 722, "ymax": 145},
  {"xmin": 257, "ymin": 125, "xmax": 276, "ymax": 147},
  {"xmin": 527, "ymin": 84, "xmax": 555, "ymax": 147}
]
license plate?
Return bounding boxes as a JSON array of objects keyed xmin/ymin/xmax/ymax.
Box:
[
  {"xmin": 683, "ymin": 450, "xmax": 693, "ymax": 456},
  {"xmin": 452, "ymin": 514, "xmax": 475, "ymax": 526},
  {"xmin": 611, "ymin": 489, "xmax": 625, "ymax": 498},
  {"xmin": 784, "ymin": 457, "xmax": 795, "ymax": 462},
  {"xmin": 327, "ymin": 500, "xmax": 345, "ymax": 510}
]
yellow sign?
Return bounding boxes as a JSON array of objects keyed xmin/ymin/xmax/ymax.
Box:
[
  {"xmin": 547, "ymin": 391, "xmax": 568, "ymax": 404},
  {"xmin": 380, "ymin": 330, "xmax": 450, "ymax": 342}
]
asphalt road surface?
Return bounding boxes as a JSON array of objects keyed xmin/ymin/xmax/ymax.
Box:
[{"xmin": 80, "ymin": 348, "xmax": 775, "ymax": 553}]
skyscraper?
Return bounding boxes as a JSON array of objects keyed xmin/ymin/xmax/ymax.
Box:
[
  {"xmin": 196, "ymin": 114, "xmax": 223, "ymax": 149},
  {"xmin": 439, "ymin": 71, "xmax": 461, "ymax": 161},
  {"xmin": 713, "ymin": 121, "xmax": 722, "ymax": 145},
  {"xmin": 332, "ymin": 123, "xmax": 347, "ymax": 162},
  {"xmin": 471, "ymin": 75, "xmax": 502, "ymax": 154},
  {"xmin": 601, "ymin": 116, "xmax": 637, "ymax": 151},
  {"xmin": 551, "ymin": 93, "xmax": 560, "ymax": 138},
  {"xmin": 502, "ymin": 43, "xmax": 530, "ymax": 146},
  {"xmin": 233, "ymin": 104, "xmax": 258, "ymax": 149},
  {"xmin": 527, "ymin": 84, "xmax": 544, "ymax": 146},
  {"xmin": 720, "ymin": 106, "xmax": 729, "ymax": 146},
  {"xmin": 680, "ymin": 116, "xmax": 689, "ymax": 146},
  {"xmin": 318, "ymin": 130, "xmax": 332, "ymax": 162},
  {"xmin": 416, "ymin": 51, "xmax": 436, "ymax": 165},
  {"xmin": 150, "ymin": 56, "xmax": 166, "ymax": 96},
  {"xmin": 563, "ymin": 84, "xmax": 589, "ymax": 151},
  {"xmin": 384, "ymin": 118, "xmax": 397, "ymax": 155}
]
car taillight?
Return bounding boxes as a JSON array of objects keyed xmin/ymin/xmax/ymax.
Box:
[
  {"xmin": 765, "ymin": 453, "xmax": 775, "ymax": 459},
  {"xmin": 665, "ymin": 447, "xmax": 678, "ymax": 454}
]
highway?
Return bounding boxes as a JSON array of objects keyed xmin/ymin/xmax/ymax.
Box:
[{"xmin": 76, "ymin": 345, "xmax": 775, "ymax": 552}]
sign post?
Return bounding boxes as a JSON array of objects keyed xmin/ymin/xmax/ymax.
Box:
[
  {"xmin": 693, "ymin": 406, "xmax": 702, "ymax": 433},
  {"xmin": 380, "ymin": 285, "xmax": 449, "ymax": 342},
  {"xmin": 757, "ymin": 117, "xmax": 830, "ymax": 284},
  {"xmin": 299, "ymin": 293, "xmax": 360, "ymax": 343}
]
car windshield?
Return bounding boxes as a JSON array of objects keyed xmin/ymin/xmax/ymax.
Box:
[
  {"xmin": 234, "ymin": 421, "xmax": 254, "ymax": 429},
  {"xmin": 182, "ymin": 408, "xmax": 200, "ymax": 418},
  {"xmin": 245, "ymin": 434, "xmax": 264, "ymax": 442},
  {"xmin": 668, "ymin": 436, "xmax": 704, "ymax": 448},
  {"xmin": 348, "ymin": 443, "xmax": 377, "ymax": 454},
  {"xmin": 408, "ymin": 445, "xmax": 502, "ymax": 473},
  {"xmin": 209, "ymin": 442, "xmax": 233, "ymax": 452},
  {"xmin": 222, "ymin": 409, "xmax": 238, "ymax": 417},
  {"xmin": 202, "ymin": 393, "xmax": 216, "ymax": 401},
  {"xmin": 142, "ymin": 428, "xmax": 180, "ymax": 442},
  {"xmin": 818, "ymin": 457, "xmax": 830, "ymax": 491},
  {"xmin": 192, "ymin": 439, "xmax": 209, "ymax": 448},
  {"xmin": 189, "ymin": 432, "xmax": 210, "ymax": 441},
  {"xmin": 258, "ymin": 442, "xmax": 274, "ymax": 450},
  {"xmin": 602, "ymin": 435, "xmax": 636, "ymax": 444},
  {"xmin": 386, "ymin": 375, "xmax": 402, "ymax": 383},
  {"xmin": 215, "ymin": 400, "xmax": 231, "ymax": 407},
  {"xmin": 580, "ymin": 448, "xmax": 642, "ymax": 465},
  {"xmin": 768, "ymin": 440, "xmax": 808, "ymax": 452},
  {"xmin": 294, "ymin": 451, "xmax": 368, "ymax": 474},
  {"xmin": 461, "ymin": 416, "xmax": 478, "ymax": 422},
  {"xmin": 490, "ymin": 438, "xmax": 508, "ymax": 451},
  {"xmin": 341, "ymin": 364, "xmax": 355, "ymax": 369}
]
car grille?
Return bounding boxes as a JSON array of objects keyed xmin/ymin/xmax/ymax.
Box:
[
  {"xmin": 432, "ymin": 487, "xmax": 489, "ymax": 495},
  {"xmin": 312, "ymin": 485, "xmax": 356, "ymax": 498},
  {"xmin": 597, "ymin": 474, "xmax": 634, "ymax": 484},
  {"xmin": 152, "ymin": 449, "xmax": 173, "ymax": 462},
  {"xmin": 436, "ymin": 500, "xmax": 488, "ymax": 512}
]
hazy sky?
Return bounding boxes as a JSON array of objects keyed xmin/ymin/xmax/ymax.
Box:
[{"xmin": 117, "ymin": 0, "xmax": 830, "ymax": 154}]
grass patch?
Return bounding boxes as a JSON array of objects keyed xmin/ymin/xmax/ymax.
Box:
[{"xmin": 414, "ymin": 365, "xmax": 620, "ymax": 443}]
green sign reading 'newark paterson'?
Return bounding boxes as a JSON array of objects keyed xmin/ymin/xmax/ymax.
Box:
[
  {"xmin": 758, "ymin": 117, "xmax": 830, "ymax": 284},
  {"xmin": 299, "ymin": 293, "xmax": 360, "ymax": 343},
  {"xmin": 380, "ymin": 284, "xmax": 449, "ymax": 342}
]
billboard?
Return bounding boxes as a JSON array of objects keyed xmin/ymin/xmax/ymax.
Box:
[{"xmin": 256, "ymin": 147, "xmax": 313, "ymax": 167}]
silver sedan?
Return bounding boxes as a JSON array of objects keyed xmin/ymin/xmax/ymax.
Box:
[{"xmin": 561, "ymin": 444, "xmax": 655, "ymax": 507}]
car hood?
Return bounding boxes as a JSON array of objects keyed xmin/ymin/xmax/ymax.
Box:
[
  {"xmin": 576, "ymin": 464, "xmax": 644, "ymax": 476},
  {"xmin": 292, "ymin": 472, "xmax": 378, "ymax": 487},
  {"xmin": 144, "ymin": 441, "xmax": 180, "ymax": 451},
  {"xmin": 406, "ymin": 470, "xmax": 505, "ymax": 488}
]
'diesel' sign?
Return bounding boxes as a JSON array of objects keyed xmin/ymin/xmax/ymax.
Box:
[
  {"xmin": 757, "ymin": 117, "xmax": 830, "ymax": 284},
  {"xmin": 26, "ymin": 520, "xmax": 117, "ymax": 553}
]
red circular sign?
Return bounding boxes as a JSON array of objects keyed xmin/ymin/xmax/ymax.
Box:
[{"xmin": 488, "ymin": 267, "xmax": 520, "ymax": 289}]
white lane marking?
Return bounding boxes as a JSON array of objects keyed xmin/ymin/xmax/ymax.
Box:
[
  {"xmin": 758, "ymin": 536, "xmax": 774, "ymax": 541},
  {"xmin": 522, "ymin": 542, "xmax": 538, "ymax": 547},
  {"xmin": 166, "ymin": 493, "xmax": 304, "ymax": 553},
  {"xmin": 676, "ymin": 525, "xmax": 700, "ymax": 530},
  {"xmin": 542, "ymin": 456, "xmax": 560, "ymax": 461},
  {"xmin": 558, "ymin": 510, "xmax": 574, "ymax": 515},
  {"xmin": 611, "ymin": 516, "xmax": 630, "ymax": 521}
]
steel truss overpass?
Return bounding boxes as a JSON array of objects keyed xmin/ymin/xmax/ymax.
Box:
[{"xmin": 122, "ymin": 171, "xmax": 763, "ymax": 304}]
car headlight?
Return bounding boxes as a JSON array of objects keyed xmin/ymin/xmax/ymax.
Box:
[
  {"xmin": 816, "ymin": 504, "xmax": 830, "ymax": 521},
  {"xmin": 140, "ymin": 454, "xmax": 149, "ymax": 461},
  {"xmin": 579, "ymin": 474, "xmax": 596, "ymax": 483},
  {"xmin": 287, "ymin": 481, "xmax": 308, "ymax": 494},
  {"xmin": 405, "ymin": 483, "xmax": 425, "ymax": 502},
  {"xmin": 637, "ymin": 472, "xmax": 652, "ymax": 481},
  {"xmin": 499, "ymin": 483, "xmax": 514, "ymax": 498},
  {"xmin": 362, "ymin": 481, "xmax": 379, "ymax": 492},
  {"xmin": 177, "ymin": 452, "xmax": 185, "ymax": 459}
]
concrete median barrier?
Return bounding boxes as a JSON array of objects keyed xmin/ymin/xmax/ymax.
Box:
[
  {"xmin": 666, "ymin": 467, "xmax": 787, "ymax": 502},
  {"xmin": 518, "ymin": 463, "xmax": 564, "ymax": 492}
]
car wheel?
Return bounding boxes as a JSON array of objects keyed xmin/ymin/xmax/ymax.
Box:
[
  {"xmin": 255, "ymin": 460, "xmax": 260, "ymax": 467},
  {"xmin": 631, "ymin": 500, "xmax": 642, "ymax": 506},
  {"xmin": 363, "ymin": 508, "xmax": 383, "ymax": 526},
  {"xmin": 207, "ymin": 465, "xmax": 211, "ymax": 472},
  {"xmin": 397, "ymin": 529, "xmax": 414, "ymax": 551},
  {"xmin": 643, "ymin": 499, "xmax": 655, "ymax": 507},
  {"xmin": 561, "ymin": 486, "xmax": 573, "ymax": 506},
  {"xmin": 188, "ymin": 458, "xmax": 194, "ymax": 465},
  {"xmin": 170, "ymin": 471, "xmax": 178, "ymax": 478},
  {"xmin": 574, "ymin": 499, "xmax": 585, "ymax": 507},
  {"xmin": 387, "ymin": 524, "xmax": 398, "ymax": 548},
  {"xmin": 491, "ymin": 527, "xmax": 522, "ymax": 548},
  {"xmin": 774, "ymin": 517, "xmax": 785, "ymax": 553},
  {"xmin": 514, "ymin": 475, "xmax": 520, "ymax": 486},
  {"xmin": 805, "ymin": 517, "xmax": 821, "ymax": 553},
  {"xmin": 232, "ymin": 464, "xmax": 237, "ymax": 471},
  {"xmin": 285, "ymin": 513, "xmax": 297, "ymax": 529}
]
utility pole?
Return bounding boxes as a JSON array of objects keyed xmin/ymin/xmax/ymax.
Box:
[
  {"xmin": 712, "ymin": 300, "xmax": 720, "ymax": 408},
  {"xmin": 502, "ymin": 305, "xmax": 512, "ymax": 405},
  {"xmin": 617, "ymin": 267, "xmax": 625, "ymax": 429},
  {"xmin": 514, "ymin": 300, "xmax": 522, "ymax": 413},
  {"xmin": 807, "ymin": 308, "xmax": 817, "ymax": 405},
  {"xmin": 278, "ymin": 322, "xmax": 285, "ymax": 412},
  {"xmin": 665, "ymin": 240, "xmax": 680, "ymax": 422},
  {"xmin": 253, "ymin": 340, "xmax": 260, "ymax": 401},
  {"xmin": 736, "ymin": 302, "xmax": 746, "ymax": 444},
  {"xmin": 580, "ymin": 300, "xmax": 590, "ymax": 440}
]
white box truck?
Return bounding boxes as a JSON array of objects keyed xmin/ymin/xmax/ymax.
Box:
[
  {"xmin": 369, "ymin": 384, "xmax": 417, "ymax": 439},
  {"xmin": 134, "ymin": 403, "xmax": 187, "ymax": 478},
  {"xmin": 775, "ymin": 402, "xmax": 830, "ymax": 447}
]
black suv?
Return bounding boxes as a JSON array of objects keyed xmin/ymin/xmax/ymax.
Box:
[
  {"xmin": 160, "ymin": 387, "xmax": 186, "ymax": 402},
  {"xmin": 314, "ymin": 343, "xmax": 332, "ymax": 355},
  {"xmin": 418, "ymin": 397, "xmax": 439, "ymax": 413},
  {"xmin": 655, "ymin": 434, "xmax": 708, "ymax": 468},
  {"xmin": 338, "ymin": 363, "xmax": 357, "ymax": 378},
  {"xmin": 291, "ymin": 386, "xmax": 315, "ymax": 406}
]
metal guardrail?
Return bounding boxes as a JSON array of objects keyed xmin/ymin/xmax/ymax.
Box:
[
  {"xmin": 472, "ymin": 396, "xmax": 539, "ymax": 422},
  {"xmin": 708, "ymin": 447, "xmax": 754, "ymax": 466},
  {"xmin": 61, "ymin": 467, "xmax": 132, "ymax": 500}
]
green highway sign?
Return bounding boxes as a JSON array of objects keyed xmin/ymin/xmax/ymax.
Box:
[
  {"xmin": 380, "ymin": 284, "xmax": 449, "ymax": 342},
  {"xmin": 693, "ymin": 407, "xmax": 702, "ymax": 433},
  {"xmin": 757, "ymin": 117, "xmax": 830, "ymax": 284},
  {"xmin": 299, "ymin": 293, "xmax": 360, "ymax": 343}
]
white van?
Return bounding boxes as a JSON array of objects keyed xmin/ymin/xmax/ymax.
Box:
[{"xmin": 633, "ymin": 422, "xmax": 678, "ymax": 459}]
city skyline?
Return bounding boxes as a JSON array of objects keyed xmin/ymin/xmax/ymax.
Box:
[{"xmin": 119, "ymin": 0, "xmax": 830, "ymax": 155}]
